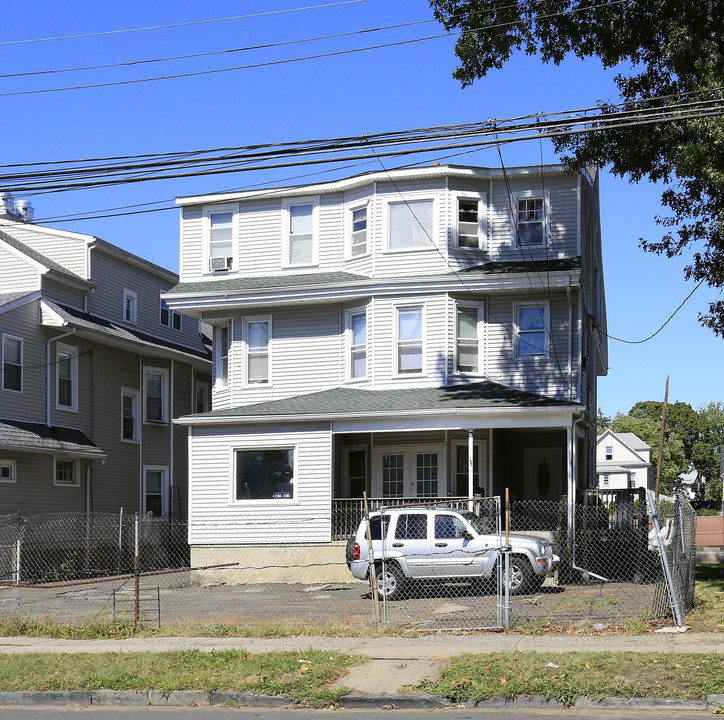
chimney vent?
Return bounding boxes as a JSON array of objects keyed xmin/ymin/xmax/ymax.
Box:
[{"xmin": 0, "ymin": 192, "xmax": 34, "ymax": 222}]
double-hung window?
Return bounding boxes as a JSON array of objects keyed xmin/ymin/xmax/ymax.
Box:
[
  {"xmin": 2, "ymin": 334, "xmax": 22, "ymax": 392},
  {"xmin": 455, "ymin": 194, "xmax": 485, "ymax": 249},
  {"xmin": 350, "ymin": 205, "xmax": 368, "ymax": 257},
  {"xmin": 246, "ymin": 318, "xmax": 270, "ymax": 384},
  {"xmin": 284, "ymin": 198, "xmax": 318, "ymax": 266},
  {"xmin": 123, "ymin": 289, "xmax": 137, "ymax": 324},
  {"xmin": 121, "ymin": 388, "xmax": 139, "ymax": 442},
  {"xmin": 347, "ymin": 309, "xmax": 367, "ymax": 380},
  {"xmin": 516, "ymin": 195, "xmax": 546, "ymax": 247},
  {"xmin": 217, "ymin": 323, "xmax": 230, "ymax": 388},
  {"xmin": 396, "ymin": 306, "xmax": 423, "ymax": 374},
  {"xmin": 144, "ymin": 466, "xmax": 168, "ymax": 518},
  {"xmin": 207, "ymin": 208, "xmax": 235, "ymax": 271},
  {"xmin": 388, "ymin": 199, "xmax": 434, "ymax": 250},
  {"xmin": 159, "ymin": 294, "xmax": 181, "ymax": 330},
  {"xmin": 456, "ymin": 305, "xmax": 480, "ymax": 374},
  {"xmin": 144, "ymin": 367, "xmax": 168, "ymax": 423},
  {"xmin": 235, "ymin": 447, "xmax": 294, "ymax": 500},
  {"xmin": 56, "ymin": 343, "xmax": 78, "ymax": 410},
  {"xmin": 54, "ymin": 457, "xmax": 78, "ymax": 486},
  {"xmin": 516, "ymin": 304, "xmax": 548, "ymax": 357}
]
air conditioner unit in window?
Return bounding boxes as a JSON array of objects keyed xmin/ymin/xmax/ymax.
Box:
[{"xmin": 210, "ymin": 256, "xmax": 233, "ymax": 271}]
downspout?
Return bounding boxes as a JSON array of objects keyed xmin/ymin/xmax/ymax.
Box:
[
  {"xmin": 569, "ymin": 412, "xmax": 608, "ymax": 582},
  {"xmin": 46, "ymin": 328, "xmax": 77, "ymax": 426}
]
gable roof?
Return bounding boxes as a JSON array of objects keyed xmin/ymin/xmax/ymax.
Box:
[
  {"xmin": 179, "ymin": 380, "xmax": 582, "ymax": 424},
  {"xmin": 0, "ymin": 418, "xmax": 105, "ymax": 458}
]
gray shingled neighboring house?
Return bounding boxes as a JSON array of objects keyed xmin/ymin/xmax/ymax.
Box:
[
  {"xmin": 0, "ymin": 210, "xmax": 211, "ymax": 519},
  {"xmin": 165, "ymin": 164, "xmax": 608, "ymax": 582}
]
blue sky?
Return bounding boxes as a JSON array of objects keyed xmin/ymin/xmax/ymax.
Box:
[{"xmin": 3, "ymin": 0, "xmax": 721, "ymax": 417}]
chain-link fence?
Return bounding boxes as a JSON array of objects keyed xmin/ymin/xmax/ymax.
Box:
[{"xmin": 0, "ymin": 492, "xmax": 697, "ymax": 631}]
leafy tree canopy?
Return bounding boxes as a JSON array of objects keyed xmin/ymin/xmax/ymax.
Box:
[{"xmin": 430, "ymin": 0, "xmax": 724, "ymax": 333}]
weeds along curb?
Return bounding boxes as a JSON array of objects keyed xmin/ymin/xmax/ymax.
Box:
[{"xmin": 0, "ymin": 691, "xmax": 721, "ymax": 711}]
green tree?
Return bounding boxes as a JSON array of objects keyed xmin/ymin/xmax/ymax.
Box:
[
  {"xmin": 628, "ymin": 400, "xmax": 701, "ymax": 461},
  {"xmin": 429, "ymin": 0, "xmax": 724, "ymax": 333},
  {"xmin": 596, "ymin": 407, "xmax": 612, "ymax": 433},
  {"xmin": 692, "ymin": 402, "xmax": 724, "ymax": 503}
]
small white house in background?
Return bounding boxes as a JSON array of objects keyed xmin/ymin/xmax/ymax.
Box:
[
  {"xmin": 165, "ymin": 163, "xmax": 608, "ymax": 583},
  {"xmin": 596, "ymin": 429, "xmax": 653, "ymax": 491}
]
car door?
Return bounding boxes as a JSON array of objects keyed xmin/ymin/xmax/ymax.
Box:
[
  {"xmin": 388, "ymin": 512, "xmax": 432, "ymax": 578},
  {"xmin": 430, "ymin": 514, "xmax": 487, "ymax": 577}
]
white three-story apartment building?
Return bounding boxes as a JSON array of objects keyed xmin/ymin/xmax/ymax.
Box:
[{"xmin": 165, "ymin": 163, "xmax": 607, "ymax": 581}]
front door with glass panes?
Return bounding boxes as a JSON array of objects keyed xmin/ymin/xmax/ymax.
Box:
[{"xmin": 374, "ymin": 446, "xmax": 445, "ymax": 499}]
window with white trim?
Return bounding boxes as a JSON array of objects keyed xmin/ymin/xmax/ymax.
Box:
[
  {"xmin": 396, "ymin": 305, "xmax": 423, "ymax": 374},
  {"xmin": 54, "ymin": 457, "xmax": 79, "ymax": 486},
  {"xmin": 516, "ymin": 304, "xmax": 548, "ymax": 357},
  {"xmin": 350, "ymin": 205, "xmax": 368, "ymax": 257},
  {"xmin": 217, "ymin": 323, "xmax": 230, "ymax": 388},
  {"xmin": 121, "ymin": 388, "xmax": 139, "ymax": 442},
  {"xmin": 123, "ymin": 289, "xmax": 137, "ymax": 324},
  {"xmin": 605, "ymin": 446, "xmax": 613, "ymax": 460},
  {"xmin": 283, "ymin": 198, "xmax": 318, "ymax": 266},
  {"xmin": 207, "ymin": 208, "xmax": 235, "ymax": 271},
  {"xmin": 602, "ymin": 474, "xmax": 609, "ymax": 487},
  {"xmin": 235, "ymin": 447, "xmax": 295, "ymax": 500},
  {"xmin": 2, "ymin": 334, "xmax": 22, "ymax": 392},
  {"xmin": 159, "ymin": 294, "xmax": 181, "ymax": 330},
  {"xmin": 143, "ymin": 367, "xmax": 168, "ymax": 423},
  {"xmin": 456, "ymin": 305, "xmax": 480, "ymax": 374},
  {"xmin": 245, "ymin": 318, "xmax": 270, "ymax": 384},
  {"xmin": 0, "ymin": 459, "xmax": 16, "ymax": 483},
  {"xmin": 144, "ymin": 466, "xmax": 168, "ymax": 518},
  {"xmin": 388, "ymin": 199, "xmax": 434, "ymax": 250},
  {"xmin": 455, "ymin": 194, "xmax": 485, "ymax": 249},
  {"xmin": 347, "ymin": 309, "xmax": 367, "ymax": 380},
  {"xmin": 56, "ymin": 343, "xmax": 78, "ymax": 410},
  {"xmin": 195, "ymin": 380, "xmax": 209, "ymax": 413},
  {"xmin": 515, "ymin": 194, "xmax": 547, "ymax": 247}
]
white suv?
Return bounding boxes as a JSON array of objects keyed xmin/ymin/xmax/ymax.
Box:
[{"xmin": 347, "ymin": 507, "xmax": 558, "ymax": 599}]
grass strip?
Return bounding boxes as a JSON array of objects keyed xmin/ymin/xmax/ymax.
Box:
[
  {"xmin": 0, "ymin": 649, "xmax": 364, "ymax": 708},
  {"xmin": 415, "ymin": 651, "xmax": 724, "ymax": 705}
]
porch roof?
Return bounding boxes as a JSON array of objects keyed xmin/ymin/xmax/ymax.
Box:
[
  {"xmin": 0, "ymin": 418, "xmax": 106, "ymax": 458},
  {"xmin": 178, "ymin": 381, "xmax": 584, "ymax": 428}
]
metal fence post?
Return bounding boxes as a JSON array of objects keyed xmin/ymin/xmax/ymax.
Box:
[
  {"xmin": 14, "ymin": 510, "xmax": 21, "ymax": 586},
  {"xmin": 134, "ymin": 513, "xmax": 140, "ymax": 629}
]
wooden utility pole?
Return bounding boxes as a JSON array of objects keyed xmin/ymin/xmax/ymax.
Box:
[{"xmin": 654, "ymin": 375, "xmax": 670, "ymax": 500}]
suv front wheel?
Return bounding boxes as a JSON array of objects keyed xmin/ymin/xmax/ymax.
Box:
[
  {"xmin": 375, "ymin": 562, "xmax": 407, "ymax": 601},
  {"xmin": 504, "ymin": 556, "xmax": 541, "ymax": 595}
]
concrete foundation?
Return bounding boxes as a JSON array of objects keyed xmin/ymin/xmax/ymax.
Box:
[{"xmin": 190, "ymin": 542, "xmax": 354, "ymax": 585}]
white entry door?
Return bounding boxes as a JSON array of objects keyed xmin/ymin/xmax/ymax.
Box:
[{"xmin": 374, "ymin": 446, "xmax": 445, "ymax": 498}]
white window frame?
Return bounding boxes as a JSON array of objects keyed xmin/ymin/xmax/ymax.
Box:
[
  {"xmin": 216, "ymin": 323, "xmax": 231, "ymax": 389},
  {"xmin": 195, "ymin": 380, "xmax": 210, "ymax": 413},
  {"xmin": 121, "ymin": 388, "xmax": 140, "ymax": 442},
  {"xmin": 605, "ymin": 446, "xmax": 613, "ymax": 460},
  {"xmin": 204, "ymin": 204, "xmax": 237, "ymax": 273},
  {"xmin": 452, "ymin": 191, "xmax": 486, "ymax": 250},
  {"xmin": 345, "ymin": 308, "xmax": 367, "ymax": 381},
  {"xmin": 385, "ymin": 197, "xmax": 436, "ymax": 252},
  {"xmin": 454, "ymin": 302, "xmax": 483, "ymax": 375},
  {"xmin": 515, "ymin": 302, "xmax": 549, "ymax": 359},
  {"xmin": 232, "ymin": 445, "xmax": 297, "ymax": 504},
  {"xmin": 2, "ymin": 333, "xmax": 23, "ymax": 393},
  {"xmin": 0, "ymin": 459, "xmax": 17, "ymax": 484},
  {"xmin": 512, "ymin": 190, "xmax": 550, "ymax": 249},
  {"xmin": 143, "ymin": 366, "xmax": 169, "ymax": 424},
  {"xmin": 282, "ymin": 197, "xmax": 319, "ymax": 268},
  {"xmin": 122, "ymin": 289, "xmax": 137, "ymax": 324},
  {"xmin": 394, "ymin": 304, "xmax": 425, "ymax": 376},
  {"xmin": 348, "ymin": 203, "xmax": 369, "ymax": 258},
  {"xmin": 159, "ymin": 293, "xmax": 181, "ymax": 331},
  {"xmin": 56, "ymin": 342, "xmax": 78, "ymax": 411},
  {"xmin": 602, "ymin": 474, "xmax": 610, "ymax": 487},
  {"xmin": 244, "ymin": 316, "xmax": 271, "ymax": 385},
  {"xmin": 53, "ymin": 456, "xmax": 79, "ymax": 487},
  {"xmin": 143, "ymin": 465, "xmax": 169, "ymax": 519}
]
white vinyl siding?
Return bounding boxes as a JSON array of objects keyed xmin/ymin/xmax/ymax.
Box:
[{"xmin": 188, "ymin": 423, "xmax": 333, "ymax": 544}]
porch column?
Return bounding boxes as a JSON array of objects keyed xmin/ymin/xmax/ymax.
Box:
[
  {"xmin": 468, "ymin": 429, "xmax": 474, "ymax": 509},
  {"xmin": 567, "ymin": 424, "xmax": 576, "ymax": 538}
]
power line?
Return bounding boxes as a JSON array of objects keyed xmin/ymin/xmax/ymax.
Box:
[{"xmin": 0, "ymin": 1, "xmax": 367, "ymax": 46}]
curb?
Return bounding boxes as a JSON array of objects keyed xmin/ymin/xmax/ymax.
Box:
[{"xmin": 0, "ymin": 690, "xmax": 720, "ymax": 711}]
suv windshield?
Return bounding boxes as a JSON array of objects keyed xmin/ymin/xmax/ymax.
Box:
[{"xmin": 460, "ymin": 511, "xmax": 496, "ymax": 535}]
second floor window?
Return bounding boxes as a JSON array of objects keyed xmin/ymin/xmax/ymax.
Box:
[
  {"xmin": 144, "ymin": 368, "xmax": 168, "ymax": 423},
  {"xmin": 56, "ymin": 343, "xmax": 77, "ymax": 410},
  {"xmin": 456, "ymin": 196, "xmax": 483, "ymax": 249},
  {"xmin": 160, "ymin": 296, "xmax": 181, "ymax": 330},
  {"xmin": 397, "ymin": 306, "xmax": 423, "ymax": 374},
  {"xmin": 209, "ymin": 210, "xmax": 234, "ymax": 271},
  {"xmin": 246, "ymin": 319, "xmax": 269, "ymax": 384},
  {"xmin": 2, "ymin": 335, "xmax": 22, "ymax": 392},
  {"xmin": 348, "ymin": 310, "xmax": 367, "ymax": 379},
  {"xmin": 121, "ymin": 388, "xmax": 139, "ymax": 441},
  {"xmin": 388, "ymin": 199, "xmax": 434, "ymax": 250},
  {"xmin": 195, "ymin": 381, "xmax": 209, "ymax": 413},
  {"xmin": 217, "ymin": 324, "xmax": 230, "ymax": 388},
  {"xmin": 286, "ymin": 202, "xmax": 316, "ymax": 265},
  {"xmin": 605, "ymin": 446, "xmax": 613, "ymax": 460},
  {"xmin": 517, "ymin": 304, "xmax": 548, "ymax": 357},
  {"xmin": 350, "ymin": 206, "xmax": 367, "ymax": 256},
  {"xmin": 456, "ymin": 306, "xmax": 479, "ymax": 373},
  {"xmin": 123, "ymin": 289, "xmax": 137, "ymax": 324},
  {"xmin": 517, "ymin": 197, "xmax": 545, "ymax": 247}
]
